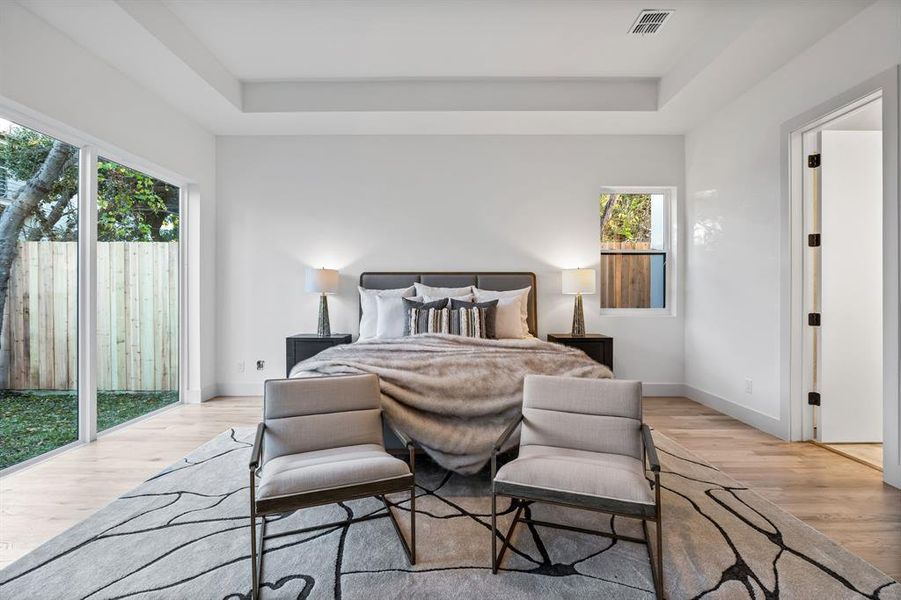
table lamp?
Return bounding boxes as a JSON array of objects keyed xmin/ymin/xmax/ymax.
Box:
[
  {"xmin": 306, "ymin": 267, "xmax": 339, "ymax": 337},
  {"xmin": 562, "ymin": 268, "xmax": 596, "ymax": 336}
]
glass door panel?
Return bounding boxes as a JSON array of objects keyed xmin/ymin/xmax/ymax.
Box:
[
  {"xmin": 0, "ymin": 118, "xmax": 79, "ymax": 470},
  {"xmin": 96, "ymin": 158, "xmax": 179, "ymax": 432}
]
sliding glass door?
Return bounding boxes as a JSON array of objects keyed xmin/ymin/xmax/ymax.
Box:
[
  {"xmin": 0, "ymin": 118, "xmax": 80, "ymax": 470},
  {"xmin": 0, "ymin": 114, "xmax": 183, "ymax": 471},
  {"xmin": 96, "ymin": 159, "xmax": 179, "ymax": 432}
]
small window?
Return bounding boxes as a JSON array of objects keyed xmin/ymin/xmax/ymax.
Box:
[{"xmin": 600, "ymin": 191, "xmax": 669, "ymax": 310}]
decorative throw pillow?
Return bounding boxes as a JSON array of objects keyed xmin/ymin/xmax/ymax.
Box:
[
  {"xmin": 408, "ymin": 307, "xmax": 450, "ymax": 335},
  {"xmin": 450, "ymin": 307, "xmax": 488, "ymax": 338},
  {"xmin": 493, "ymin": 296, "xmax": 525, "ymax": 339},
  {"xmin": 359, "ymin": 285, "xmax": 415, "ymax": 339},
  {"xmin": 451, "ymin": 298, "xmax": 498, "ymax": 339},
  {"xmin": 423, "ymin": 293, "xmax": 473, "ymax": 304},
  {"xmin": 402, "ymin": 297, "xmax": 448, "ymax": 336},
  {"xmin": 473, "ymin": 286, "xmax": 531, "ymax": 337},
  {"xmin": 376, "ymin": 294, "xmax": 416, "ymax": 339},
  {"xmin": 414, "ymin": 283, "xmax": 473, "ymax": 298}
]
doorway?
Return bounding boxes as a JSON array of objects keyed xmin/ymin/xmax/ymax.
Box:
[{"xmin": 799, "ymin": 95, "xmax": 884, "ymax": 470}]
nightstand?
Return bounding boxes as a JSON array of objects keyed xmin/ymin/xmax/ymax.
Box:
[
  {"xmin": 547, "ymin": 333, "xmax": 613, "ymax": 370},
  {"xmin": 286, "ymin": 333, "xmax": 352, "ymax": 376}
]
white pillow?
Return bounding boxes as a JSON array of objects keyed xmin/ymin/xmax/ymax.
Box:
[
  {"xmin": 473, "ymin": 286, "xmax": 531, "ymax": 336},
  {"xmin": 359, "ymin": 286, "xmax": 415, "ymax": 339},
  {"xmin": 494, "ymin": 296, "xmax": 525, "ymax": 339},
  {"xmin": 375, "ymin": 295, "xmax": 409, "ymax": 338},
  {"xmin": 422, "ymin": 294, "xmax": 473, "ymax": 304},
  {"xmin": 414, "ymin": 283, "xmax": 473, "ymax": 298}
]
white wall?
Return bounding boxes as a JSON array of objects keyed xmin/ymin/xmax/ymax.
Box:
[
  {"xmin": 0, "ymin": 2, "xmax": 218, "ymax": 401},
  {"xmin": 684, "ymin": 0, "xmax": 901, "ymax": 436},
  {"xmin": 216, "ymin": 135, "xmax": 684, "ymax": 395}
]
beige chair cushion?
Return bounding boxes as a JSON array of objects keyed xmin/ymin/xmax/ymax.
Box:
[
  {"xmin": 263, "ymin": 374, "xmax": 385, "ymax": 464},
  {"xmin": 521, "ymin": 375, "xmax": 643, "ymax": 459},
  {"xmin": 257, "ymin": 444, "xmax": 411, "ymax": 501},
  {"xmin": 494, "ymin": 445, "xmax": 653, "ymax": 506},
  {"xmin": 265, "ymin": 375, "xmax": 380, "ymax": 418}
]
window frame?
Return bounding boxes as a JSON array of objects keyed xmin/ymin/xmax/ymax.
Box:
[
  {"xmin": 598, "ymin": 186, "xmax": 677, "ymax": 317},
  {"xmin": 0, "ymin": 101, "xmax": 190, "ymax": 475}
]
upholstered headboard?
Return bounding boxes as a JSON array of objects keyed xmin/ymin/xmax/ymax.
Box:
[{"xmin": 359, "ymin": 272, "xmax": 538, "ymax": 336}]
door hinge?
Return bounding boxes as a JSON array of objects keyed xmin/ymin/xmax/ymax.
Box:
[
  {"xmin": 808, "ymin": 153, "xmax": 821, "ymax": 168},
  {"xmin": 808, "ymin": 391, "xmax": 821, "ymax": 406},
  {"xmin": 808, "ymin": 233, "xmax": 821, "ymax": 247},
  {"xmin": 808, "ymin": 312, "xmax": 821, "ymax": 326}
]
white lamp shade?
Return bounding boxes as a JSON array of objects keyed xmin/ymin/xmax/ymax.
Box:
[
  {"xmin": 305, "ymin": 268, "xmax": 339, "ymax": 294},
  {"xmin": 562, "ymin": 269, "xmax": 596, "ymax": 295}
]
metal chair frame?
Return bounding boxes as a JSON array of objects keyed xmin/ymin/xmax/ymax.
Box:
[
  {"xmin": 248, "ymin": 419, "xmax": 416, "ymax": 599},
  {"xmin": 489, "ymin": 416, "xmax": 664, "ymax": 600}
]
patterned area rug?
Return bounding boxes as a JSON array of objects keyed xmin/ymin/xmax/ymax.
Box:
[{"xmin": 1, "ymin": 428, "xmax": 898, "ymax": 599}]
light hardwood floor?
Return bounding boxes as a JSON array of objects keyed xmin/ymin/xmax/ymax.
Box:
[
  {"xmin": 1, "ymin": 395, "xmax": 899, "ymax": 581},
  {"xmin": 821, "ymin": 442, "xmax": 883, "ymax": 471},
  {"xmin": 643, "ymin": 397, "xmax": 901, "ymax": 580}
]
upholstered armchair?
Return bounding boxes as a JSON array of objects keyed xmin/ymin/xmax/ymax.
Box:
[
  {"xmin": 249, "ymin": 375, "xmax": 415, "ymax": 599},
  {"xmin": 490, "ymin": 375, "xmax": 663, "ymax": 599}
]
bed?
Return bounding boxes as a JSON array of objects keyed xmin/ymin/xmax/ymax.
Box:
[{"xmin": 290, "ymin": 271, "xmax": 613, "ymax": 474}]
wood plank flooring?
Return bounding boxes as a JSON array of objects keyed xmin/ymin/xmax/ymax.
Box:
[
  {"xmin": 1, "ymin": 395, "xmax": 899, "ymax": 581},
  {"xmin": 0, "ymin": 397, "xmax": 263, "ymax": 570},
  {"xmin": 821, "ymin": 442, "xmax": 883, "ymax": 471},
  {"xmin": 643, "ymin": 397, "xmax": 901, "ymax": 581}
]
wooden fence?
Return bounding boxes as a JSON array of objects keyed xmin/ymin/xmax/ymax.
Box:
[
  {"xmin": 0, "ymin": 241, "xmax": 178, "ymax": 391},
  {"xmin": 600, "ymin": 241, "xmax": 656, "ymax": 309}
]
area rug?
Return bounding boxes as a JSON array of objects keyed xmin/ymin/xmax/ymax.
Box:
[{"xmin": 1, "ymin": 428, "xmax": 897, "ymax": 599}]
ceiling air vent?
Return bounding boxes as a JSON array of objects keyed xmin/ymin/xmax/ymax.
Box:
[{"xmin": 629, "ymin": 9, "xmax": 674, "ymax": 35}]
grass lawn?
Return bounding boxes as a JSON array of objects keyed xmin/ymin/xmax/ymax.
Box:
[{"xmin": 0, "ymin": 390, "xmax": 178, "ymax": 470}]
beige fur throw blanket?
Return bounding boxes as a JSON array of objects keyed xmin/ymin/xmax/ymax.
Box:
[{"xmin": 289, "ymin": 334, "xmax": 613, "ymax": 474}]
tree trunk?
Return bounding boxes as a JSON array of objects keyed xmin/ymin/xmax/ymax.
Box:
[
  {"xmin": 27, "ymin": 194, "xmax": 72, "ymax": 241},
  {"xmin": 0, "ymin": 141, "xmax": 77, "ymax": 341},
  {"xmin": 145, "ymin": 210, "xmax": 166, "ymax": 241},
  {"xmin": 600, "ymin": 193, "xmax": 619, "ymax": 234}
]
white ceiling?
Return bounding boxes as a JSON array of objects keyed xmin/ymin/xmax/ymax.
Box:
[
  {"xmin": 163, "ymin": 0, "xmax": 733, "ymax": 80},
  {"xmin": 18, "ymin": 0, "xmax": 873, "ymax": 135}
]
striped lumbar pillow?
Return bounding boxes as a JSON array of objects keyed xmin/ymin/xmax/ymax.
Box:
[
  {"xmin": 408, "ymin": 307, "xmax": 450, "ymax": 334},
  {"xmin": 450, "ymin": 307, "xmax": 488, "ymax": 339}
]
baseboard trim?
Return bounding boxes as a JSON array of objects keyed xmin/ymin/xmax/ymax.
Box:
[
  {"xmin": 216, "ymin": 382, "xmax": 265, "ymax": 397},
  {"xmin": 201, "ymin": 384, "xmax": 220, "ymax": 402},
  {"xmin": 683, "ymin": 384, "xmax": 788, "ymax": 440},
  {"xmin": 211, "ymin": 379, "xmax": 785, "ymax": 441}
]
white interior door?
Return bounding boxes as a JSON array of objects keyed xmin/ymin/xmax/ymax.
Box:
[{"xmin": 819, "ymin": 130, "xmax": 883, "ymax": 443}]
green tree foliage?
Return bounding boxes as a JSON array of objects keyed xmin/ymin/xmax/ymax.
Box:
[
  {"xmin": 0, "ymin": 125, "xmax": 78, "ymax": 240},
  {"xmin": 599, "ymin": 193, "xmax": 651, "ymax": 244},
  {"xmin": 0, "ymin": 124, "xmax": 179, "ymax": 243},
  {"xmin": 97, "ymin": 161, "xmax": 179, "ymax": 242}
]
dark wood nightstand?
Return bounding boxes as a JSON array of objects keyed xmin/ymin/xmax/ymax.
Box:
[
  {"xmin": 547, "ymin": 333, "xmax": 613, "ymax": 370},
  {"xmin": 286, "ymin": 333, "xmax": 352, "ymax": 376}
]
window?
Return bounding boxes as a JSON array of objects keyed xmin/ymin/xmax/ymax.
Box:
[
  {"xmin": 599, "ymin": 190, "xmax": 670, "ymax": 310},
  {"xmin": 96, "ymin": 158, "xmax": 180, "ymax": 432},
  {"xmin": 0, "ymin": 111, "xmax": 185, "ymax": 473},
  {"xmin": 0, "ymin": 118, "xmax": 80, "ymax": 470}
]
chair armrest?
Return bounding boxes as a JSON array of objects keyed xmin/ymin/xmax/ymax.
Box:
[
  {"xmin": 385, "ymin": 418, "xmax": 414, "ymax": 449},
  {"xmin": 493, "ymin": 414, "xmax": 524, "ymax": 452},
  {"xmin": 249, "ymin": 423, "xmax": 265, "ymax": 471},
  {"xmin": 641, "ymin": 424, "xmax": 660, "ymax": 473}
]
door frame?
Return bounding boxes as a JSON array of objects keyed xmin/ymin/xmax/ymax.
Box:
[{"xmin": 781, "ymin": 66, "xmax": 900, "ymax": 487}]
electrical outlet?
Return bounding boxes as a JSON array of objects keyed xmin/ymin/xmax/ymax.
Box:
[
  {"xmin": 256, "ymin": 360, "xmax": 265, "ymax": 371},
  {"xmin": 744, "ymin": 378, "xmax": 753, "ymax": 394},
  {"xmin": 237, "ymin": 361, "xmax": 245, "ymax": 373}
]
